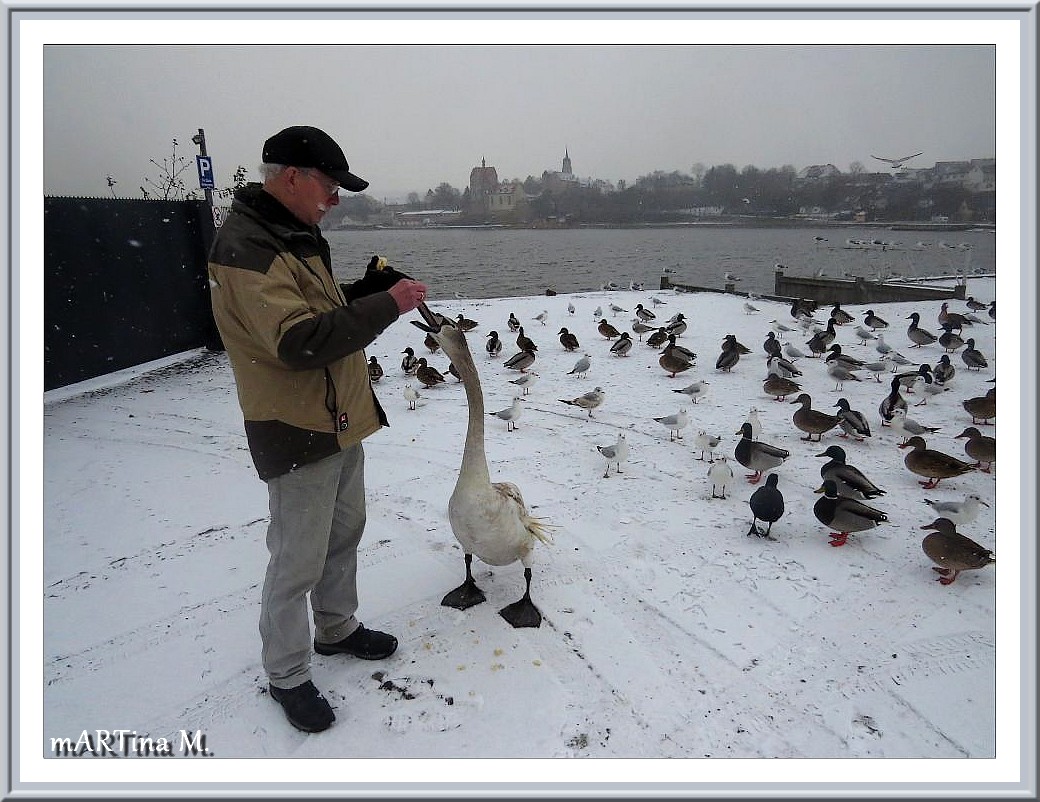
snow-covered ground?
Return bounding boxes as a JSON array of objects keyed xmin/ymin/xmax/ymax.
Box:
[{"xmin": 32, "ymin": 277, "xmax": 1024, "ymax": 792}]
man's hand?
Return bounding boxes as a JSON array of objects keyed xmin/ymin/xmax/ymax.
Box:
[{"xmin": 387, "ymin": 278, "xmax": 428, "ymax": 315}]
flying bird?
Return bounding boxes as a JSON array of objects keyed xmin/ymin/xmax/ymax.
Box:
[{"xmin": 870, "ymin": 151, "xmax": 923, "ymax": 168}]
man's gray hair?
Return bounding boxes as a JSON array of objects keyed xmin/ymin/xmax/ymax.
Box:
[{"xmin": 259, "ymin": 163, "xmax": 288, "ymax": 182}]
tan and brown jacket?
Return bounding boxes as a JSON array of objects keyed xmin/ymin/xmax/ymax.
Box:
[{"xmin": 208, "ymin": 185, "xmax": 397, "ymax": 480}]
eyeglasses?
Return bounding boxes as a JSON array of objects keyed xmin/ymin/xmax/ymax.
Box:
[{"xmin": 300, "ymin": 168, "xmax": 340, "ymax": 197}]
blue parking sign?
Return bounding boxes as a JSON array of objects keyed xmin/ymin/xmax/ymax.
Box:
[{"xmin": 196, "ymin": 156, "xmax": 215, "ymax": 189}]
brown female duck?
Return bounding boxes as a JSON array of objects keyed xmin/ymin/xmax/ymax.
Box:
[
  {"xmin": 902, "ymin": 435, "xmax": 975, "ymax": 488},
  {"xmin": 963, "ymin": 387, "xmax": 996, "ymax": 424},
  {"xmin": 921, "ymin": 518, "xmax": 995, "ymax": 585},
  {"xmin": 791, "ymin": 393, "xmax": 841, "ymax": 441},
  {"xmin": 955, "ymin": 426, "xmax": 996, "ymax": 472}
]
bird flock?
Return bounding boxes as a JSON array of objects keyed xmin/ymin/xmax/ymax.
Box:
[{"xmin": 384, "ymin": 280, "xmax": 996, "ymax": 589}]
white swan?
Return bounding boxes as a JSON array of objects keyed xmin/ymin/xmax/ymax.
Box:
[{"xmin": 414, "ymin": 307, "xmax": 552, "ymax": 628}]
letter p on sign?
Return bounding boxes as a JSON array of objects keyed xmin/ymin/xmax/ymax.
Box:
[{"xmin": 196, "ymin": 156, "xmax": 215, "ymax": 189}]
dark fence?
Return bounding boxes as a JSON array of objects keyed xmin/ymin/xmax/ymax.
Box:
[{"xmin": 44, "ymin": 197, "xmax": 222, "ymax": 390}]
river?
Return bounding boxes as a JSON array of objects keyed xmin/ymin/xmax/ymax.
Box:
[{"xmin": 325, "ymin": 225, "xmax": 996, "ymax": 300}]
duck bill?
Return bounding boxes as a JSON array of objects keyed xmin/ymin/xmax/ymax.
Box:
[
  {"xmin": 813, "ymin": 485, "xmax": 825, "ymax": 494},
  {"xmin": 411, "ymin": 302, "xmax": 455, "ymax": 333}
]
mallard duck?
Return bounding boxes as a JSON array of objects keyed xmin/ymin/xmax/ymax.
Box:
[
  {"xmin": 558, "ymin": 327, "xmax": 580, "ymax": 352},
  {"xmin": 715, "ymin": 339, "xmax": 741, "ymax": 373},
  {"xmin": 646, "ymin": 327, "xmax": 669, "ymax": 348},
  {"xmin": 485, "ymin": 330, "xmax": 503, "ymax": 358},
  {"xmin": 722, "ymin": 334, "xmax": 753, "ymax": 355},
  {"xmin": 813, "ymin": 479, "xmax": 888, "ymax": 547},
  {"xmin": 933, "ymin": 354, "xmax": 956, "ymax": 385},
  {"xmin": 734, "ymin": 421, "xmax": 789, "ymax": 484},
  {"xmin": 634, "ymin": 303, "xmax": 656, "ymax": 322},
  {"xmin": 826, "ymin": 344, "xmax": 865, "ymax": 369},
  {"xmin": 937, "ymin": 302, "xmax": 972, "ymax": 333},
  {"xmin": 890, "ymin": 408, "xmax": 941, "ymax": 446},
  {"xmin": 707, "ymin": 455, "xmax": 735, "ymax": 499},
  {"xmin": 455, "ymin": 313, "xmax": 479, "ymax": 332},
  {"xmin": 963, "ymin": 387, "xmax": 996, "ymax": 424},
  {"xmin": 816, "ymin": 444, "xmax": 885, "ymax": 500},
  {"xmin": 509, "ymin": 371, "xmax": 539, "ymax": 396},
  {"xmin": 920, "ymin": 518, "xmax": 995, "ymax": 585},
  {"xmin": 665, "ymin": 314, "xmax": 688, "ymax": 337},
  {"xmin": 654, "ymin": 408, "xmax": 688, "ymax": 441},
  {"xmin": 507, "ymin": 312, "xmax": 521, "ymax": 332},
  {"xmin": 988, "ymin": 300, "xmax": 996, "ymax": 320},
  {"xmin": 748, "ymin": 473, "xmax": 785, "ymax": 538},
  {"xmin": 610, "ymin": 332, "xmax": 634, "ymax": 357},
  {"xmin": 961, "ymin": 338, "xmax": 988, "ymax": 370},
  {"xmin": 830, "ymin": 304, "xmax": 855, "ymax": 325},
  {"xmin": 415, "ymin": 357, "xmax": 446, "ymax": 388},
  {"xmin": 833, "ymin": 397, "xmax": 870, "ymax": 440},
  {"xmin": 515, "ymin": 327, "xmax": 538, "ymax": 352},
  {"xmin": 597, "ymin": 319, "xmax": 621, "ymax": 340},
  {"xmin": 879, "ymin": 376, "xmax": 908, "ymax": 425},
  {"xmin": 367, "ymin": 356, "xmax": 384, "ymax": 383},
  {"xmin": 762, "ymin": 374, "xmax": 801, "ymax": 401},
  {"xmin": 401, "ymin": 347, "xmax": 419, "ymax": 374},
  {"xmin": 661, "ymin": 339, "xmax": 694, "ymax": 377},
  {"xmin": 763, "ymin": 332, "xmax": 782, "ymax": 357},
  {"xmin": 596, "ymin": 433, "xmax": 628, "ymax": 478},
  {"xmin": 791, "ymin": 393, "xmax": 840, "ymax": 441},
  {"xmin": 955, "ymin": 426, "xmax": 996, "ymax": 472},
  {"xmin": 965, "ymin": 296, "xmax": 988, "ymax": 312},
  {"xmin": 559, "ymin": 386, "xmax": 605, "ymax": 418},
  {"xmin": 864, "ymin": 309, "xmax": 889, "ymax": 331},
  {"xmin": 489, "ymin": 397, "xmax": 523, "ymax": 431},
  {"xmin": 448, "ymin": 362, "xmax": 463, "ymax": 382},
  {"xmin": 503, "ymin": 349, "xmax": 536, "ymax": 373},
  {"xmin": 424, "ymin": 332, "xmax": 441, "ymax": 353},
  {"xmin": 806, "ymin": 318, "xmax": 838, "ymax": 356},
  {"xmin": 902, "ymin": 436, "xmax": 976, "ymax": 488},
  {"xmin": 411, "ymin": 308, "xmax": 551, "ymax": 628},
  {"xmin": 906, "ymin": 312, "xmax": 937, "ymax": 348},
  {"xmin": 938, "ymin": 326, "xmax": 965, "ymax": 353},
  {"xmin": 922, "ymin": 493, "xmax": 990, "ymax": 526}
]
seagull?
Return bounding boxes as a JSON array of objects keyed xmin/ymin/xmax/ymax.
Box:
[
  {"xmin": 745, "ymin": 407, "xmax": 762, "ymax": 441},
  {"xmin": 489, "ymin": 397, "xmax": 523, "ymax": 431},
  {"xmin": 567, "ymin": 302, "xmax": 575, "ymax": 315},
  {"xmin": 854, "ymin": 326, "xmax": 878, "ymax": 344},
  {"xmin": 609, "ymin": 303, "xmax": 628, "ymax": 317},
  {"xmin": 890, "ymin": 408, "xmax": 940, "ymax": 446},
  {"xmin": 707, "ymin": 455, "xmax": 735, "ymax": 499},
  {"xmin": 559, "ymin": 386, "xmax": 605, "ymax": 418},
  {"xmin": 672, "ymin": 379, "xmax": 709, "ymax": 404},
  {"xmin": 509, "ymin": 371, "xmax": 540, "ymax": 396},
  {"xmin": 771, "ymin": 320, "xmax": 795, "ymax": 334},
  {"xmin": 533, "ymin": 310, "xmax": 549, "ymax": 326},
  {"xmin": 743, "ymin": 301, "xmax": 759, "ymax": 315},
  {"xmin": 597, "ymin": 433, "xmax": 629, "ymax": 478},
  {"xmin": 631, "ymin": 320, "xmax": 656, "ymax": 340},
  {"xmin": 651, "ymin": 296, "xmax": 667, "ymax": 307},
  {"xmin": 568, "ymin": 353, "xmax": 591, "ymax": 379},
  {"xmin": 723, "ymin": 271, "xmax": 743, "ymax": 283},
  {"xmin": 874, "ymin": 334, "xmax": 893, "ymax": 355},
  {"xmin": 403, "ymin": 384, "xmax": 420, "ymax": 410},
  {"xmin": 782, "ymin": 342, "xmax": 806, "ymax": 361},
  {"xmin": 654, "ymin": 408, "xmax": 689, "ymax": 441},
  {"xmin": 870, "ymin": 151, "xmax": 923, "ymax": 168},
  {"xmin": 693, "ymin": 430, "xmax": 722, "ymax": 461},
  {"xmin": 921, "ymin": 493, "xmax": 990, "ymax": 527},
  {"xmin": 861, "ymin": 357, "xmax": 891, "ymax": 382},
  {"xmin": 592, "ymin": 306, "xmax": 603, "ymax": 319},
  {"xmin": 827, "ymin": 360, "xmax": 862, "ymax": 392}
]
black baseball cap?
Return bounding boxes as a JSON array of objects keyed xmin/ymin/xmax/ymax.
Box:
[{"xmin": 262, "ymin": 125, "xmax": 369, "ymax": 192}]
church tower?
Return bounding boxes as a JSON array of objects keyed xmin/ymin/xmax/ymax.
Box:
[{"xmin": 562, "ymin": 148, "xmax": 572, "ymax": 177}]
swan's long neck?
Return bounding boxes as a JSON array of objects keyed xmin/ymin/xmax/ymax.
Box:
[{"xmin": 443, "ymin": 331, "xmax": 491, "ymax": 487}]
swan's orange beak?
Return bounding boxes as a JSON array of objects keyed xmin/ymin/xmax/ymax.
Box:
[{"xmin": 411, "ymin": 302, "xmax": 455, "ymax": 333}]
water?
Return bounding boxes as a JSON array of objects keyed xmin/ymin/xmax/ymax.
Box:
[{"xmin": 325, "ymin": 225, "xmax": 997, "ymax": 300}]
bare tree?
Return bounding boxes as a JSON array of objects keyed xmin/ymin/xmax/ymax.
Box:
[{"xmin": 142, "ymin": 138, "xmax": 199, "ymax": 200}]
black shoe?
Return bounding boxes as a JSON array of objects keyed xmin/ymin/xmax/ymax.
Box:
[
  {"xmin": 269, "ymin": 681, "xmax": 335, "ymax": 733},
  {"xmin": 314, "ymin": 625, "xmax": 398, "ymax": 660}
]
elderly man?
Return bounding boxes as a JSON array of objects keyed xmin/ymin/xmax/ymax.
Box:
[{"xmin": 208, "ymin": 126, "xmax": 427, "ymax": 733}]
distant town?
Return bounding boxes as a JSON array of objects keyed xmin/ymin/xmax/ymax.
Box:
[{"xmin": 321, "ymin": 150, "xmax": 996, "ymax": 230}]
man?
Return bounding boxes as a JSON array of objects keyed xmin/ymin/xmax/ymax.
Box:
[{"xmin": 208, "ymin": 125, "xmax": 428, "ymax": 733}]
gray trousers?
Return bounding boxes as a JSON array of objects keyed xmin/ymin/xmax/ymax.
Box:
[{"xmin": 261, "ymin": 445, "xmax": 366, "ymax": 689}]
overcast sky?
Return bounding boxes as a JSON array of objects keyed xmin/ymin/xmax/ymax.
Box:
[{"xmin": 42, "ymin": 40, "xmax": 997, "ymax": 203}]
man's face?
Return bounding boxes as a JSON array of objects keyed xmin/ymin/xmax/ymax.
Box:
[{"xmin": 291, "ymin": 167, "xmax": 341, "ymax": 226}]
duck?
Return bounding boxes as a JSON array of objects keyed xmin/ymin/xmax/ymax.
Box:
[
  {"xmin": 455, "ymin": 313, "xmax": 479, "ymax": 332},
  {"xmin": 961, "ymin": 338, "xmax": 989, "ymax": 371},
  {"xmin": 806, "ymin": 318, "xmax": 838, "ymax": 356},
  {"xmin": 667, "ymin": 337, "xmax": 697, "ymax": 363},
  {"xmin": 646, "ymin": 327, "xmax": 670, "ymax": 348},
  {"xmin": 693, "ymin": 429, "xmax": 723, "ymax": 461},
  {"xmin": 507, "ymin": 312, "xmax": 521, "ymax": 332},
  {"xmin": 415, "ymin": 357, "xmax": 446, "ymax": 388},
  {"xmin": 489, "ymin": 397, "xmax": 523, "ymax": 432},
  {"xmin": 508, "ymin": 371, "xmax": 539, "ymax": 396},
  {"xmin": 922, "ymin": 493, "xmax": 990, "ymax": 526},
  {"xmin": 401, "ymin": 346, "xmax": 419, "ymax": 374},
  {"xmin": 747, "ymin": 473, "xmax": 785, "ymax": 539},
  {"xmin": 367, "ymin": 355, "xmax": 384, "ymax": 383},
  {"xmin": 485, "ymin": 330, "xmax": 503, "ymax": 358},
  {"xmin": 937, "ymin": 302, "xmax": 972, "ymax": 333},
  {"xmin": 634, "ymin": 303, "xmax": 655, "ymax": 322},
  {"xmin": 715, "ymin": 339, "xmax": 741, "ymax": 373},
  {"xmin": 962, "ymin": 387, "xmax": 996, "ymax": 424},
  {"xmin": 597, "ymin": 319, "xmax": 621, "ymax": 340},
  {"xmin": 654, "ymin": 408, "xmax": 688, "ymax": 441},
  {"xmin": 878, "ymin": 376, "xmax": 908, "ymax": 426},
  {"xmin": 596, "ymin": 433, "xmax": 628, "ymax": 478},
  {"xmin": 567, "ymin": 353, "xmax": 591, "ymax": 379},
  {"xmin": 734, "ymin": 421, "xmax": 789, "ymax": 484},
  {"xmin": 965, "ymin": 296, "xmax": 988, "ymax": 312},
  {"xmin": 933, "ymin": 354, "xmax": 956, "ymax": 385},
  {"xmin": 665, "ymin": 314, "xmax": 688, "ymax": 337},
  {"xmin": 673, "ymin": 379, "xmax": 710, "ymax": 404},
  {"xmin": 503, "ymin": 349, "xmax": 536, "ymax": 373},
  {"xmin": 448, "ymin": 362, "xmax": 463, "ymax": 382},
  {"xmin": 813, "ymin": 479, "xmax": 888, "ymax": 547},
  {"xmin": 955, "ymin": 426, "xmax": 996, "ymax": 472},
  {"xmin": 403, "ymin": 384, "xmax": 420, "ymax": 410},
  {"xmin": 559, "ymin": 386, "xmax": 605, "ymax": 418},
  {"xmin": 661, "ymin": 338, "xmax": 694, "ymax": 377},
  {"xmin": 762, "ymin": 374, "xmax": 802, "ymax": 401},
  {"xmin": 424, "ymin": 332, "xmax": 441, "ymax": 353},
  {"xmin": 890, "ymin": 408, "xmax": 941, "ymax": 446},
  {"xmin": 825, "ymin": 344, "xmax": 865, "ymax": 370},
  {"xmin": 830, "ymin": 303, "xmax": 855, "ymax": 325},
  {"xmin": 896, "ymin": 363, "xmax": 932, "ymax": 392},
  {"xmin": 707, "ymin": 455, "xmax": 735, "ymax": 499},
  {"xmin": 833, "ymin": 397, "xmax": 871, "ymax": 440},
  {"xmin": 906, "ymin": 312, "xmax": 937, "ymax": 348},
  {"xmin": 515, "ymin": 327, "xmax": 538, "ymax": 353},
  {"xmin": 767, "ymin": 355, "xmax": 801, "ymax": 379},
  {"xmin": 938, "ymin": 326, "xmax": 965, "ymax": 353},
  {"xmin": 920, "ymin": 518, "xmax": 995, "ymax": 585},
  {"xmin": 558, "ymin": 327, "xmax": 580, "ymax": 352},
  {"xmin": 610, "ymin": 331, "xmax": 634, "ymax": 357},
  {"xmin": 988, "ymin": 300, "xmax": 996, "ymax": 320},
  {"xmin": 411, "ymin": 308, "xmax": 551, "ymax": 628},
  {"xmin": 722, "ymin": 334, "xmax": 753, "ymax": 355},
  {"xmin": 864, "ymin": 309, "xmax": 889, "ymax": 331},
  {"xmin": 791, "ymin": 393, "xmax": 840, "ymax": 441},
  {"xmin": 902, "ymin": 436, "xmax": 976, "ymax": 488},
  {"xmin": 816, "ymin": 444, "xmax": 885, "ymax": 500}
]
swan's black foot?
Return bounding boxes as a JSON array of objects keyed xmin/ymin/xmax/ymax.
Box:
[
  {"xmin": 441, "ymin": 579, "xmax": 486, "ymax": 610},
  {"xmin": 499, "ymin": 596, "xmax": 541, "ymax": 628}
]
